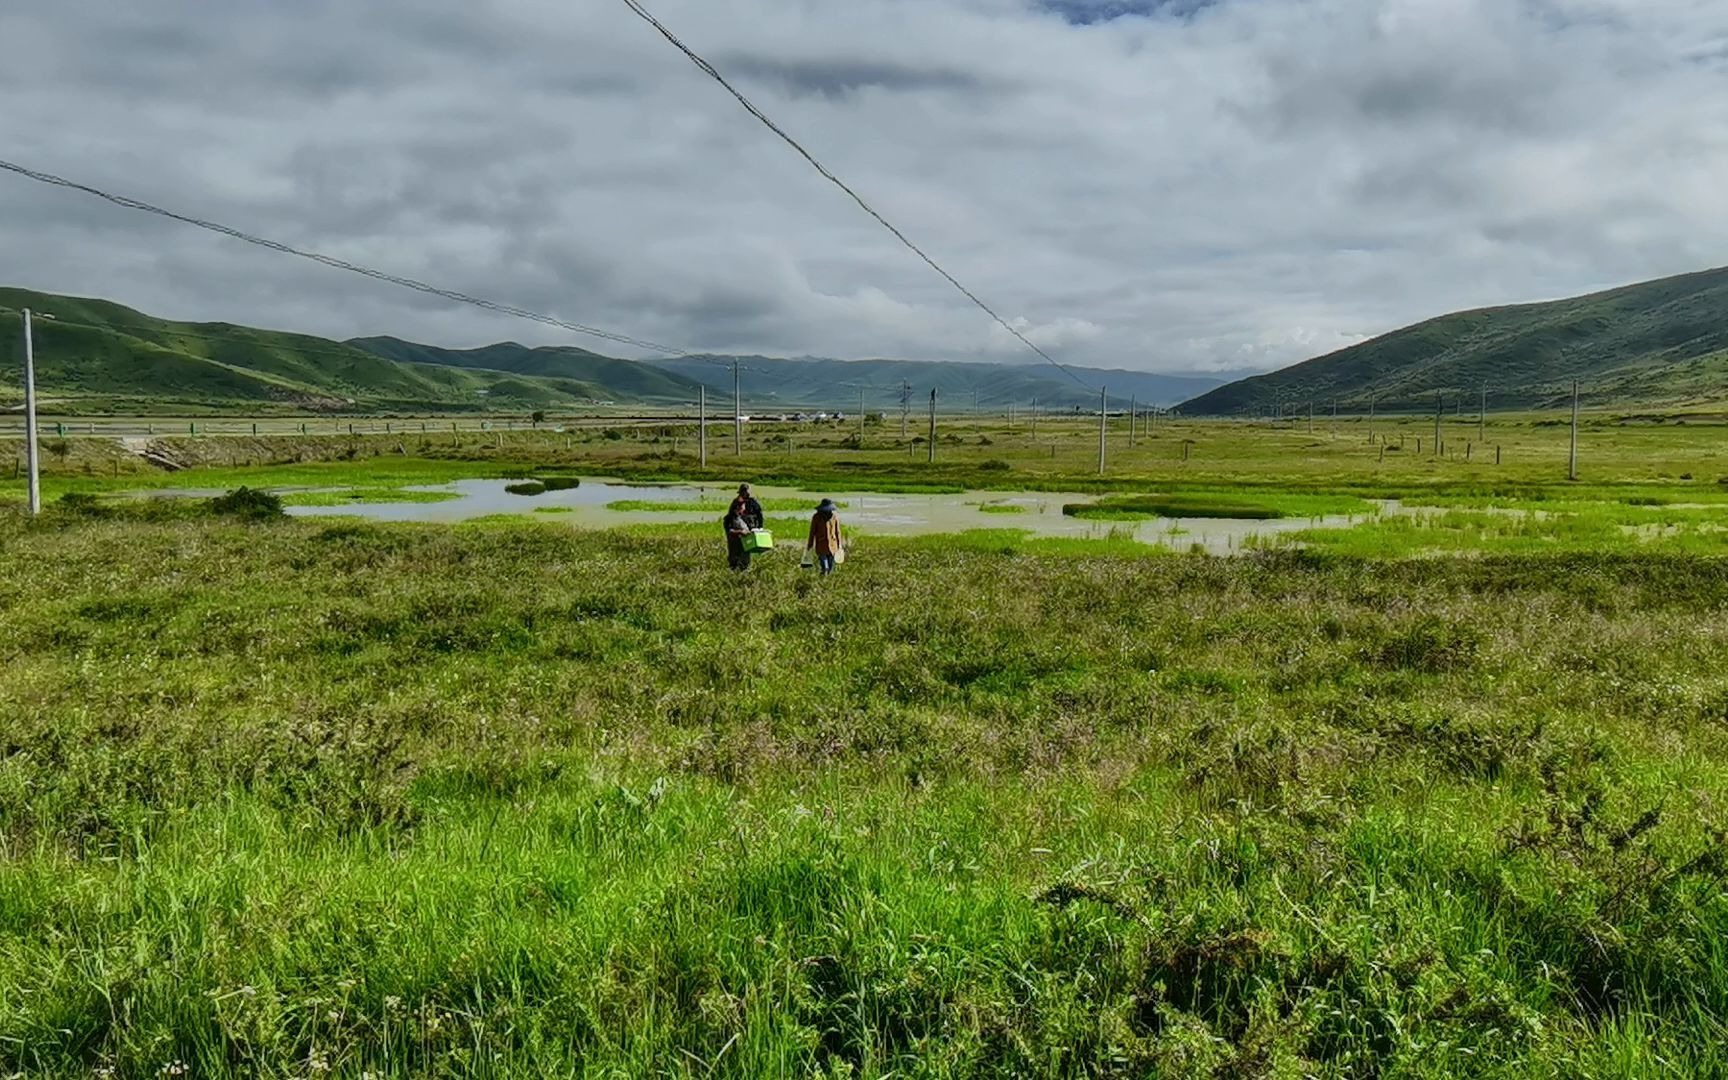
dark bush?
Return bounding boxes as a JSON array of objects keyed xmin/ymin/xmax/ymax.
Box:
[{"xmin": 208, "ymin": 486, "xmax": 285, "ymax": 521}]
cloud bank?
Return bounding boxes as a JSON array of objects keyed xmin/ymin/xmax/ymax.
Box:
[{"xmin": 1, "ymin": 0, "xmax": 1725, "ymax": 374}]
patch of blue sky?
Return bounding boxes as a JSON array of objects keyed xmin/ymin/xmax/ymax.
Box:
[{"xmin": 1035, "ymin": 0, "xmax": 1219, "ymax": 26}]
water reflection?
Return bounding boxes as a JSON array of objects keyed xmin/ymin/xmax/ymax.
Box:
[{"xmin": 284, "ymin": 477, "xmax": 1380, "ymax": 554}]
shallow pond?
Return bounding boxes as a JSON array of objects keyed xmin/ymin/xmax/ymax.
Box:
[{"xmin": 283, "ymin": 477, "xmax": 1383, "ymax": 553}]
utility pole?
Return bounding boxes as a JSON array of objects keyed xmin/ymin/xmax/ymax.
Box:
[
  {"xmin": 1097, "ymin": 386, "xmax": 1107, "ymax": 474},
  {"xmin": 732, "ymin": 360, "xmax": 742, "ymax": 456},
  {"xmin": 927, "ymin": 388, "xmax": 937, "ymax": 463},
  {"xmin": 1569, "ymin": 379, "xmax": 1580, "ymax": 481},
  {"xmin": 1368, "ymin": 398, "xmax": 1375, "ymax": 442},
  {"xmin": 1433, "ymin": 393, "xmax": 1443, "ymax": 456},
  {"xmin": 900, "ymin": 382, "xmax": 910, "ymax": 439},
  {"xmin": 21, "ymin": 309, "xmax": 42, "ymax": 515},
  {"xmin": 858, "ymin": 386, "xmax": 866, "ymax": 439},
  {"xmin": 1128, "ymin": 395, "xmax": 1136, "ymax": 448},
  {"xmin": 1030, "ymin": 397, "xmax": 1038, "ymax": 439},
  {"xmin": 698, "ymin": 385, "xmax": 707, "ymax": 467}
]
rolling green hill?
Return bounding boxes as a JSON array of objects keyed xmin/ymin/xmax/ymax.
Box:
[
  {"xmin": 1181, "ymin": 266, "xmax": 1728, "ymax": 415},
  {"xmin": 348, "ymin": 337, "xmax": 703, "ymax": 403},
  {"xmin": 0, "ymin": 285, "xmax": 1220, "ymax": 416},
  {"xmin": 644, "ymin": 355, "xmax": 1225, "ymax": 412},
  {"xmin": 0, "ymin": 289, "xmax": 699, "ymax": 413}
]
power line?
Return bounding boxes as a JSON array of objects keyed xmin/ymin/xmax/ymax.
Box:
[
  {"xmin": 618, "ymin": 0, "xmax": 1094, "ymax": 390},
  {"xmin": 0, "ymin": 306, "xmax": 649, "ymax": 395},
  {"xmin": 0, "ymin": 305, "xmax": 692, "ymax": 409},
  {"xmin": 0, "ymin": 156, "xmax": 688, "ymax": 357},
  {"xmin": 0, "ymin": 305, "xmax": 430, "ymax": 371}
]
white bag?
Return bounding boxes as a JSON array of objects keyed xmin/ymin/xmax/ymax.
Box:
[{"xmin": 832, "ymin": 545, "xmax": 846, "ymax": 565}]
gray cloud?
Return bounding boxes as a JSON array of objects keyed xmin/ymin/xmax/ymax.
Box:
[
  {"xmin": 722, "ymin": 56, "xmax": 994, "ymax": 99},
  {"xmin": 1, "ymin": 0, "xmax": 1726, "ymax": 377}
]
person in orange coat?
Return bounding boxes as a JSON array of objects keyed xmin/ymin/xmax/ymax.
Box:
[{"xmin": 806, "ymin": 498, "xmax": 844, "ymax": 575}]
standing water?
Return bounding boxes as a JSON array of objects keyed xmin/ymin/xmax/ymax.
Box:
[{"xmin": 282, "ymin": 477, "xmax": 1380, "ymax": 553}]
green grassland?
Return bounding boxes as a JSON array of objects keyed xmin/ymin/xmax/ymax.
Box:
[
  {"xmin": 4, "ymin": 414, "xmax": 1728, "ymax": 1075},
  {"xmin": 1063, "ymin": 492, "xmax": 1375, "ymax": 521},
  {"xmin": 1275, "ymin": 500, "xmax": 1728, "ymax": 558},
  {"xmin": 2, "ymin": 505, "xmax": 1727, "ymax": 1076},
  {"xmin": 278, "ymin": 487, "xmax": 462, "ymax": 508},
  {"xmin": 10, "ymin": 405, "xmax": 1727, "ymax": 494}
]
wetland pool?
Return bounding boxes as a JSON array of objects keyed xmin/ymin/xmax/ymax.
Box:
[{"xmin": 282, "ymin": 477, "xmax": 1383, "ymax": 553}]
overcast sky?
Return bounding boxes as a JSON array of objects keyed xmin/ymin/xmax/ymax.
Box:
[{"xmin": 2, "ymin": 0, "xmax": 1726, "ymax": 374}]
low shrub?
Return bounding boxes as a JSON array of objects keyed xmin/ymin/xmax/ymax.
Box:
[{"xmin": 208, "ymin": 486, "xmax": 284, "ymax": 520}]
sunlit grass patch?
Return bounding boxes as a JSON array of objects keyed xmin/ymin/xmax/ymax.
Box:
[
  {"xmin": 279, "ymin": 487, "xmax": 461, "ymax": 507},
  {"xmin": 1287, "ymin": 500, "xmax": 1728, "ymax": 557},
  {"xmin": 1063, "ymin": 491, "xmax": 1374, "ymax": 521}
]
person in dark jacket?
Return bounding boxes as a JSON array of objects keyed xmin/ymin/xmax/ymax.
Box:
[
  {"xmin": 724, "ymin": 506, "xmax": 754, "ymax": 571},
  {"xmin": 806, "ymin": 498, "xmax": 844, "ymax": 575},
  {"xmin": 730, "ymin": 483, "xmax": 765, "ymax": 529}
]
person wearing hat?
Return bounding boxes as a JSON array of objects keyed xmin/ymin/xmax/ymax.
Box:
[
  {"xmin": 805, "ymin": 498, "xmax": 845, "ymax": 575},
  {"xmin": 730, "ymin": 483, "xmax": 765, "ymax": 530}
]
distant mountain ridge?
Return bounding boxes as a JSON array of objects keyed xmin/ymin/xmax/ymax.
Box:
[
  {"xmin": 347, "ymin": 337, "xmax": 701, "ymax": 402},
  {"xmin": 643, "ymin": 354, "xmax": 1226, "ymax": 412},
  {"xmin": 1, "ymin": 285, "xmax": 1224, "ymax": 415},
  {"xmin": 1181, "ymin": 267, "xmax": 1728, "ymax": 415}
]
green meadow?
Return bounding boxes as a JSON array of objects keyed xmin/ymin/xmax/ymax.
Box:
[{"xmin": 2, "ymin": 412, "xmax": 1728, "ymax": 1076}]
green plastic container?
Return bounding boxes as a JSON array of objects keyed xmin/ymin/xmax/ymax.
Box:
[{"xmin": 743, "ymin": 529, "xmax": 774, "ymax": 553}]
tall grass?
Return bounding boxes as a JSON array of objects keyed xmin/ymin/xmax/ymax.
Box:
[{"xmin": 1, "ymin": 507, "xmax": 1726, "ymax": 1074}]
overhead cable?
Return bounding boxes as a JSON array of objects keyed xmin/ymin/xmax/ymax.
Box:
[
  {"xmin": 618, "ymin": 0, "xmax": 1094, "ymax": 389},
  {"xmin": 0, "ymin": 156, "xmax": 688, "ymax": 357}
]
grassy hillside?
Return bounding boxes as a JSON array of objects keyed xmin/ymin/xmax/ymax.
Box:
[
  {"xmin": 645, "ymin": 355, "xmax": 1225, "ymax": 412},
  {"xmin": 0, "ymin": 289, "xmax": 673, "ymax": 414},
  {"xmin": 1182, "ymin": 266, "xmax": 1728, "ymax": 415},
  {"xmin": 349, "ymin": 337, "xmax": 703, "ymax": 402},
  {"xmin": 0, "ymin": 286, "xmax": 1217, "ymax": 416}
]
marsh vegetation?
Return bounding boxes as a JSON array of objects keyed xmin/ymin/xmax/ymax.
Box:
[{"xmin": 3, "ymin": 413, "xmax": 1728, "ymax": 1075}]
